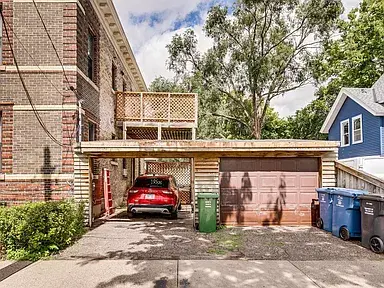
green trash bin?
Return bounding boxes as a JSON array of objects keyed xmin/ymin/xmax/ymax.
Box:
[{"xmin": 197, "ymin": 193, "xmax": 219, "ymax": 233}]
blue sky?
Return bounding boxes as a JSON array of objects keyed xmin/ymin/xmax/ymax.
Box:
[{"xmin": 113, "ymin": 0, "xmax": 362, "ymax": 116}]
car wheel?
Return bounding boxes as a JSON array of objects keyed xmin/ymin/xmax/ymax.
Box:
[
  {"xmin": 316, "ymin": 218, "xmax": 323, "ymax": 229},
  {"xmin": 170, "ymin": 210, "xmax": 178, "ymax": 219},
  {"xmin": 370, "ymin": 237, "xmax": 384, "ymax": 254},
  {"xmin": 127, "ymin": 211, "xmax": 135, "ymax": 218},
  {"xmin": 178, "ymin": 203, "xmax": 182, "ymax": 211},
  {"xmin": 340, "ymin": 227, "xmax": 350, "ymax": 241}
]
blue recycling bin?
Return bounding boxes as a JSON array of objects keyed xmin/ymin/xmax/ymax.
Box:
[
  {"xmin": 316, "ymin": 188, "xmax": 335, "ymax": 232},
  {"xmin": 331, "ymin": 188, "xmax": 368, "ymax": 240}
]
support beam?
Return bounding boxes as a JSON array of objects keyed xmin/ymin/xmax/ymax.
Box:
[{"xmin": 157, "ymin": 123, "xmax": 162, "ymax": 140}]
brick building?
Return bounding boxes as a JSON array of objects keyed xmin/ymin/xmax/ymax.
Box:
[{"xmin": 0, "ymin": 0, "xmax": 146, "ymax": 217}]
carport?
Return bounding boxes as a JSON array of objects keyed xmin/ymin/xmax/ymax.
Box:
[{"xmin": 73, "ymin": 140, "xmax": 338, "ymax": 227}]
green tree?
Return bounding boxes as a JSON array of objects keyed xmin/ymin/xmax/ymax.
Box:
[
  {"xmin": 313, "ymin": 0, "xmax": 384, "ymax": 88},
  {"xmin": 292, "ymin": 0, "xmax": 384, "ymax": 140},
  {"xmin": 166, "ymin": 0, "xmax": 343, "ymax": 139}
]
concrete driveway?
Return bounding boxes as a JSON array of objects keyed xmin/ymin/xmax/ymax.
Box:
[
  {"xmin": 2, "ymin": 211, "xmax": 384, "ymax": 287},
  {"xmin": 57, "ymin": 210, "xmax": 384, "ymax": 261},
  {"xmin": 2, "ymin": 259, "xmax": 384, "ymax": 287}
]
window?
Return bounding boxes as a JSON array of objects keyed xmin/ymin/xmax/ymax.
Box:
[
  {"xmin": 0, "ymin": 14, "xmax": 3, "ymax": 64},
  {"xmin": 352, "ymin": 115, "xmax": 363, "ymax": 144},
  {"xmin": 112, "ymin": 64, "xmax": 117, "ymax": 90},
  {"xmin": 0, "ymin": 112, "xmax": 3, "ymax": 172},
  {"xmin": 340, "ymin": 119, "xmax": 350, "ymax": 147},
  {"xmin": 87, "ymin": 31, "xmax": 95, "ymax": 81},
  {"xmin": 133, "ymin": 177, "xmax": 169, "ymax": 188},
  {"xmin": 88, "ymin": 122, "xmax": 96, "ymax": 141}
]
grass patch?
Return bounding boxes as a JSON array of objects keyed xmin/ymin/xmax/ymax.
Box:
[{"xmin": 208, "ymin": 229, "xmax": 242, "ymax": 255}]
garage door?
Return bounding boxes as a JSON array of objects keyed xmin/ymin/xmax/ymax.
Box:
[{"xmin": 220, "ymin": 158, "xmax": 319, "ymax": 226}]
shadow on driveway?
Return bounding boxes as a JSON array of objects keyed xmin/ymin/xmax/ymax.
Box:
[{"xmin": 57, "ymin": 210, "xmax": 384, "ymax": 265}]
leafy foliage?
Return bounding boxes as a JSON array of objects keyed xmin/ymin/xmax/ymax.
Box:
[
  {"xmin": 291, "ymin": 0, "xmax": 384, "ymax": 140},
  {"xmin": 0, "ymin": 200, "xmax": 85, "ymax": 261},
  {"xmin": 166, "ymin": 0, "xmax": 343, "ymax": 139},
  {"xmin": 313, "ymin": 0, "xmax": 384, "ymax": 88}
]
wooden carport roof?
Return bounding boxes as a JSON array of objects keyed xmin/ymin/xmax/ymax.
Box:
[{"xmin": 75, "ymin": 140, "xmax": 339, "ymax": 158}]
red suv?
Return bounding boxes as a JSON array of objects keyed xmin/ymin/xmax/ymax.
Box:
[{"xmin": 127, "ymin": 174, "xmax": 181, "ymax": 218}]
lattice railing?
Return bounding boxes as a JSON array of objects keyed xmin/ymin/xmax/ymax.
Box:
[
  {"xmin": 146, "ymin": 161, "xmax": 192, "ymax": 204},
  {"xmin": 116, "ymin": 92, "xmax": 198, "ymax": 124}
]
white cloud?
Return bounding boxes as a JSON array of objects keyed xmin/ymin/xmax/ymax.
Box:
[
  {"xmin": 113, "ymin": 0, "xmax": 363, "ymax": 116},
  {"xmin": 135, "ymin": 25, "xmax": 213, "ymax": 84}
]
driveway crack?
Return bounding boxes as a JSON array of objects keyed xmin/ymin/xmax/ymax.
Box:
[
  {"xmin": 176, "ymin": 260, "xmax": 179, "ymax": 288},
  {"xmin": 289, "ymin": 260, "xmax": 321, "ymax": 288}
]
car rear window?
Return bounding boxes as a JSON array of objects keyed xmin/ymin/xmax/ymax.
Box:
[{"xmin": 134, "ymin": 178, "xmax": 169, "ymax": 188}]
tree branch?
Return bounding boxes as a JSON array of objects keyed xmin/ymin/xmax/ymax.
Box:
[{"xmin": 212, "ymin": 112, "xmax": 251, "ymax": 131}]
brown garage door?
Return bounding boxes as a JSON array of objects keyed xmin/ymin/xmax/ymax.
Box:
[{"xmin": 220, "ymin": 158, "xmax": 319, "ymax": 226}]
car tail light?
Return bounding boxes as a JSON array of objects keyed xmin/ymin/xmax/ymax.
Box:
[
  {"xmin": 129, "ymin": 189, "xmax": 139, "ymax": 194},
  {"xmin": 162, "ymin": 190, "xmax": 173, "ymax": 195}
]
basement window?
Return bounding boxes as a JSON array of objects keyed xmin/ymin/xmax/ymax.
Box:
[
  {"xmin": 352, "ymin": 115, "xmax": 363, "ymax": 144},
  {"xmin": 340, "ymin": 119, "xmax": 350, "ymax": 147}
]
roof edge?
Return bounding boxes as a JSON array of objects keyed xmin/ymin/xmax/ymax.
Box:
[
  {"xmin": 92, "ymin": 0, "xmax": 147, "ymax": 91},
  {"xmin": 321, "ymin": 88, "xmax": 384, "ymax": 134},
  {"xmin": 320, "ymin": 89, "xmax": 347, "ymax": 133}
]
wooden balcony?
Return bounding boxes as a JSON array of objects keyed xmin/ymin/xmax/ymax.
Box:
[
  {"xmin": 116, "ymin": 92, "xmax": 198, "ymax": 124},
  {"xmin": 116, "ymin": 92, "xmax": 198, "ymax": 140}
]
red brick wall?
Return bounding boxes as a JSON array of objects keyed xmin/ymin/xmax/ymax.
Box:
[
  {"xmin": 0, "ymin": 179, "xmax": 72, "ymax": 204},
  {"xmin": 0, "ymin": 104, "xmax": 13, "ymax": 174},
  {"xmin": 0, "ymin": 0, "xmax": 138, "ymax": 208},
  {"xmin": 1, "ymin": 0, "xmax": 14, "ymax": 65}
]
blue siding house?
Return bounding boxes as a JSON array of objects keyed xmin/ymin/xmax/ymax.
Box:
[{"xmin": 321, "ymin": 75, "xmax": 384, "ymax": 178}]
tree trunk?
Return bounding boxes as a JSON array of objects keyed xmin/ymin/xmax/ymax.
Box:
[
  {"xmin": 252, "ymin": 117, "xmax": 262, "ymax": 139},
  {"xmin": 252, "ymin": 95, "xmax": 263, "ymax": 140}
]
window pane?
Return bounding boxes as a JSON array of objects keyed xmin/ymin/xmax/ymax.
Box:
[
  {"xmin": 343, "ymin": 123, "xmax": 349, "ymax": 134},
  {"xmin": 344, "ymin": 134, "xmax": 349, "ymax": 145},
  {"xmin": 134, "ymin": 178, "xmax": 169, "ymax": 188},
  {"xmin": 87, "ymin": 32, "xmax": 95, "ymax": 80},
  {"xmin": 88, "ymin": 122, "xmax": 95, "ymax": 141},
  {"xmin": 354, "ymin": 118, "xmax": 361, "ymax": 130},
  {"xmin": 354, "ymin": 130, "xmax": 361, "ymax": 142}
]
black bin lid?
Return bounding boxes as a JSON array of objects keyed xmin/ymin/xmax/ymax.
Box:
[{"xmin": 359, "ymin": 194, "xmax": 384, "ymax": 202}]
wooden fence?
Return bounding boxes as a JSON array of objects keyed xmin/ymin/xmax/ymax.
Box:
[{"xmin": 335, "ymin": 161, "xmax": 384, "ymax": 195}]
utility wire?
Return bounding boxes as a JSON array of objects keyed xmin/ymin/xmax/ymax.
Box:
[
  {"xmin": 1, "ymin": 9, "xmax": 69, "ymax": 147},
  {"xmin": 2, "ymin": 16, "xmax": 67, "ymax": 100},
  {"xmin": 31, "ymin": 1, "xmax": 124, "ymax": 143},
  {"xmin": 31, "ymin": 0, "xmax": 80, "ymax": 148},
  {"xmin": 32, "ymin": 0, "xmax": 71, "ymax": 87}
]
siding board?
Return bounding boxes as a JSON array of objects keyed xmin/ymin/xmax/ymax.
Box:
[
  {"xmin": 328, "ymin": 98, "xmax": 381, "ymax": 159},
  {"xmin": 193, "ymin": 158, "xmax": 220, "ymax": 226}
]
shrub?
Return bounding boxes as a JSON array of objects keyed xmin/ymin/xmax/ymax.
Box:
[{"xmin": 0, "ymin": 200, "xmax": 85, "ymax": 261}]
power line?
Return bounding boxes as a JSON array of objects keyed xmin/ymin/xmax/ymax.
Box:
[
  {"xmin": 30, "ymin": 1, "xmax": 122, "ymax": 143},
  {"xmin": 2, "ymin": 10, "xmax": 79, "ymax": 149},
  {"xmin": 31, "ymin": 1, "xmax": 80, "ymax": 148},
  {"xmin": 32, "ymin": 0, "xmax": 71, "ymax": 87},
  {"xmin": 2, "ymin": 16, "xmax": 67, "ymax": 99},
  {"xmin": 2, "ymin": 16, "xmax": 78, "ymax": 148},
  {"xmin": 0, "ymin": 9, "xmax": 70, "ymax": 148}
]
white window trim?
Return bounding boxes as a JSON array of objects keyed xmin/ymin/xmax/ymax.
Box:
[
  {"xmin": 352, "ymin": 114, "xmax": 363, "ymax": 145},
  {"xmin": 340, "ymin": 119, "xmax": 350, "ymax": 147}
]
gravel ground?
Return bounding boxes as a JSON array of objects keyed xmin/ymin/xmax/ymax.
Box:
[{"xmin": 57, "ymin": 210, "xmax": 384, "ymax": 262}]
